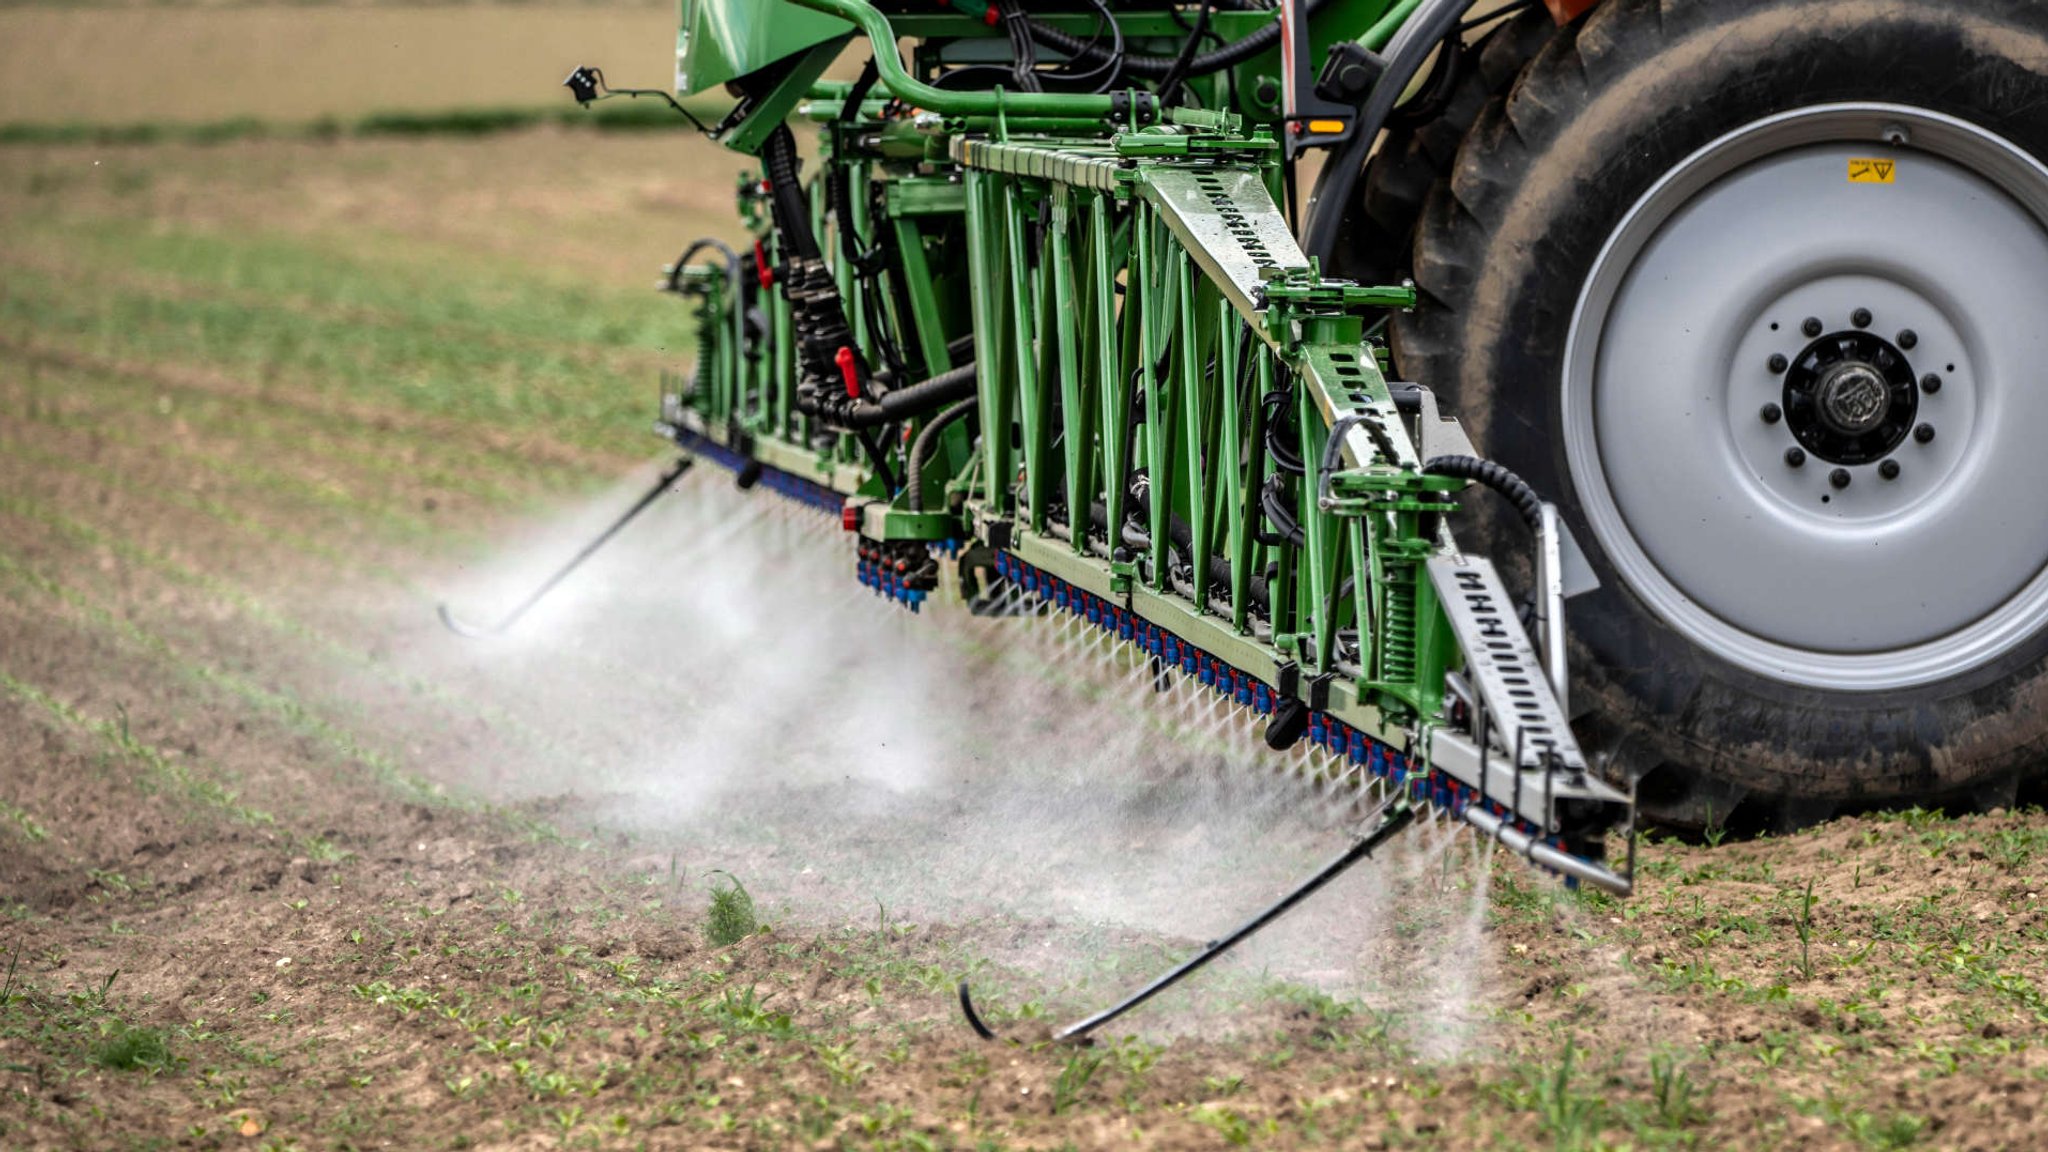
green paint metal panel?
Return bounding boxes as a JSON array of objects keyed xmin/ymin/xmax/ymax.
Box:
[
  {"xmin": 676, "ymin": 0, "xmax": 851, "ymax": 96},
  {"xmin": 647, "ymin": 0, "xmax": 1635, "ymax": 875}
]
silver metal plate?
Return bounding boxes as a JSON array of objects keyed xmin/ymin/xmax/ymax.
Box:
[
  {"xmin": 1427, "ymin": 554, "xmax": 1587, "ymax": 773},
  {"xmin": 1140, "ymin": 166, "xmax": 1309, "ymax": 319}
]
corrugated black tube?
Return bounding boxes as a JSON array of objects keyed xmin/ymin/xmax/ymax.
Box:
[
  {"xmin": 1423, "ymin": 455, "xmax": 1543, "ymax": 533},
  {"xmin": 838, "ymin": 362, "xmax": 979, "ymax": 429}
]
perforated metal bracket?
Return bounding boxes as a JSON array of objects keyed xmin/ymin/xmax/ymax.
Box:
[{"xmin": 1427, "ymin": 554, "xmax": 1586, "ymax": 774}]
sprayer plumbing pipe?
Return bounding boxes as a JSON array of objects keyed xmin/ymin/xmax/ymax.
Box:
[{"xmin": 781, "ymin": 0, "xmax": 1124, "ymax": 119}]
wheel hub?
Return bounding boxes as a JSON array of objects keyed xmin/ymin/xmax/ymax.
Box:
[
  {"xmin": 1815, "ymin": 363, "xmax": 1888, "ymax": 435},
  {"xmin": 1564, "ymin": 103, "xmax": 2048, "ymax": 689},
  {"xmin": 1782, "ymin": 330, "xmax": 1918, "ymax": 463}
]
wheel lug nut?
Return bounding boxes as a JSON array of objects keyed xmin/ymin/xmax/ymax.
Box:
[
  {"xmin": 1830, "ymin": 468, "xmax": 1852, "ymax": 489},
  {"xmin": 1802, "ymin": 317, "xmax": 1824, "ymax": 338},
  {"xmin": 1852, "ymin": 308, "xmax": 1873, "ymax": 329},
  {"xmin": 1768, "ymin": 353, "xmax": 1789, "ymax": 374},
  {"xmin": 1880, "ymin": 459, "xmax": 1901, "ymax": 481},
  {"xmin": 1785, "ymin": 447, "xmax": 1807, "ymax": 468},
  {"xmin": 1921, "ymin": 373, "xmax": 1942, "ymax": 394},
  {"xmin": 1915, "ymin": 423, "xmax": 1936, "ymax": 444},
  {"xmin": 1760, "ymin": 402, "xmax": 1783, "ymax": 424},
  {"xmin": 1897, "ymin": 329, "xmax": 1918, "ymax": 350}
]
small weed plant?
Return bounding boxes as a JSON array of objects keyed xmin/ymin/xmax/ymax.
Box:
[{"xmin": 704, "ymin": 871, "xmax": 758, "ymax": 947}]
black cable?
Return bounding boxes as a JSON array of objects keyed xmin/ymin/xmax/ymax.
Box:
[
  {"xmin": 1260, "ymin": 389, "xmax": 1304, "ymax": 474},
  {"xmin": 1423, "ymin": 455, "xmax": 1544, "ymax": 534},
  {"xmin": 1025, "ymin": 0, "xmax": 1324, "ymax": 80},
  {"xmin": 1047, "ymin": 0, "xmax": 1126, "ymax": 93},
  {"xmin": 760, "ymin": 125, "xmax": 820, "ymax": 262},
  {"xmin": 1155, "ymin": 0, "xmax": 1217, "ymax": 107},
  {"xmin": 907, "ymin": 399, "xmax": 978, "ymax": 513},
  {"xmin": 931, "ymin": 64, "xmax": 1023, "ymax": 90},
  {"xmin": 1385, "ymin": 30, "xmax": 1463, "ymax": 129},
  {"xmin": 1303, "ymin": 0, "xmax": 1481, "ymax": 264},
  {"xmin": 1322, "ymin": 575, "xmax": 1355, "ymax": 660},
  {"xmin": 842, "ymin": 57, "xmax": 881, "ymax": 116},
  {"xmin": 995, "ymin": 0, "xmax": 1044, "ymax": 93},
  {"xmin": 1258, "ymin": 475, "xmax": 1305, "ymax": 548},
  {"xmin": 567, "ymin": 67, "xmax": 712, "ymax": 134},
  {"xmin": 837, "ymin": 363, "xmax": 979, "ymax": 429},
  {"xmin": 664, "ymin": 237, "xmax": 739, "ymax": 294}
]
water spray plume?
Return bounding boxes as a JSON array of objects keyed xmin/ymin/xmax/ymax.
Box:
[
  {"xmin": 401, "ymin": 464, "xmax": 1515, "ymax": 1040},
  {"xmin": 960, "ymin": 795, "xmax": 1416, "ymax": 1043},
  {"xmin": 436, "ymin": 456, "xmax": 694, "ymax": 638}
]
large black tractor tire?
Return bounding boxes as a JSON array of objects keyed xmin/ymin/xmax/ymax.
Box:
[{"xmin": 1386, "ymin": 0, "xmax": 2048, "ymax": 829}]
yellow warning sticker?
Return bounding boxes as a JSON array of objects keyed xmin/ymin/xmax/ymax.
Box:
[{"xmin": 1848, "ymin": 158, "xmax": 1897, "ymax": 184}]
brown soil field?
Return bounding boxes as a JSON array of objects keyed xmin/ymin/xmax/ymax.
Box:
[
  {"xmin": 0, "ymin": 130, "xmax": 2045, "ymax": 1151},
  {"xmin": 0, "ymin": 5, "xmax": 678, "ymax": 125}
]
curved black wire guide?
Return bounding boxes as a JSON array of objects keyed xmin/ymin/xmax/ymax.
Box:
[
  {"xmin": 959, "ymin": 796, "xmax": 1416, "ymax": 1044},
  {"xmin": 436, "ymin": 456, "xmax": 694, "ymax": 638}
]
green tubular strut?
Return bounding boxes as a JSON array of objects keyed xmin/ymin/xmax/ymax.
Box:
[
  {"xmin": 779, "ymin": 0, "xmax": 1130, "ymax": 120},
  {"xmin": 649, "ymin": 0, "xmax": 1639, "ymax": 927}
]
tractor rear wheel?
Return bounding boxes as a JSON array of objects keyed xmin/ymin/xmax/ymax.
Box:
[{"xmin": 1387, "ymin": 0, "xmax": 2048, "ymax": 828}]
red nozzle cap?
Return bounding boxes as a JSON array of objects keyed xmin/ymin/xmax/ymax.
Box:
[
  {"xmin": 841, "ymin": 503, "xmax": 860, "ymax": 532},
  {"xmin": 753, "ymin": 241, "xmax": 773, "ymax": 288},
  {"xmin": 983, "ymin": 5, "xmax": 999, "ymax": 24},
  {"xmin": 835, "ymin": 345, "xmax": 861, "ymax": 399}
]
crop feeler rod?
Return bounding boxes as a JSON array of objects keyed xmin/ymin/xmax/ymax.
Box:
[
  {"xmin": 436, "ymin": 456, "xmax": 695, "ymax": 638},
  {"xmin": 958, "ymin": 794, "xmax": 1417, "ymax": 1044}
]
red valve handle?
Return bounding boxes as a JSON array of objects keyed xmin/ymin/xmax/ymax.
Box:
[{"xmin": 835, "ymin": 346, "xmax": 861, "ymax": 400}]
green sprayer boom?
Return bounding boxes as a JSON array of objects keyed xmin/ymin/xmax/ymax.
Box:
[{"xmin": 447, "ymin": 0, "xmax": 2048, "ymax": 1030}]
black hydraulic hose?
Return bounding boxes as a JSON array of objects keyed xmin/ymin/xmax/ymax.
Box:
[
  {"xmin": 1025, "ymin": 0, "xmax": 1321, "ymax": 80},
  {"xmin": 1423, "ymin": 455, "xmax": 1544, "ymax": 534},
  {"xmin": 1261, "ymin": 389, "xmax": 1304, "ymax": 474},
  {"xmin": 666, "ymin": 237, "xmax": 740, "ymax": 294},
  {"xmin": 1154, "ymin": 0, "xmax": 1216, "ymax": 106},
  {"xmin": 1258, "ymin": 475, "xmax": 1305, "ymax": 548},
  {"xmin": 1384, "ymin": 26, "xmax": 1463, "ymax": 129},
  {"xmin": 761, "ymin": 125, "xmax": 820, "ymax": 262},
  {"xmin": 1012, "ymin": 797, "xmax": 1416, "ymax": 1044},
  {"xmin": 841, "ymin": 56, "xmax": 881, "ymax": 119},
  {"xmin": 829, "ymin": 62, "xmax": 875, "ymax": 276},
  {"xmin": 1185, "ymin": 548, "xmax": 1270, "ymax": 611},
  {"xmin": 828, "ymin": 161, "xmax": 913, "ymax": 383},
  {"xmin": 1302, "ymin": 0, "xmax": 1481, "ymax": 265},
  {"xmin": 1117, "ymin": 505, "xmax": 1271, "ymax": 610},
  {"xmin": 996, "ymin": 0, "xmax": 1045, "ymax": 93},
  {"xmin": 837, "ymin": 362, "xmax": 979, "ymax": 429},
  {"xmin": 907, "ymin": 398, "xmax": 978, "ymax": 514}
]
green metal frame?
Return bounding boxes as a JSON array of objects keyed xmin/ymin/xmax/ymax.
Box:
[
  {"xmin": 653, "ymin": 0, "xmax": 1635, "ymax": 890},
  {"xmin": 673, "ymin": 102, "xmax": 1462, "ymax": 765}
]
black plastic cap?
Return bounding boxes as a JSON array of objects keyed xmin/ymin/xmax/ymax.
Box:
[
  {"xmin": 563, "ymin": 66, "xmax": 601, "ymax": 105},
  {"xmin": 1265, "ymin": 698, "xmax": 1310, "ymax": 751},
  {"xmin": 1315, "ymin": 42, "xmax": 1385, "ymax": 106}
]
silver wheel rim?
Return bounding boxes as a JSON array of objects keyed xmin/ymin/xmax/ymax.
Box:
[{"xmin": 1564, "ymin": 104, "xmax": 2048, "ymax": 691}]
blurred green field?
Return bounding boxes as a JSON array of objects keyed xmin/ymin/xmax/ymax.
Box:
[{"xmin": 0, "ymin": 131, "xmax": 752, "ymax": 533}]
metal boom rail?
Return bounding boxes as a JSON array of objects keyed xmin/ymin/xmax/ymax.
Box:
[{"xmin": 651, "ymin": 0, "xmax": 1634, "ymax": 897}]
